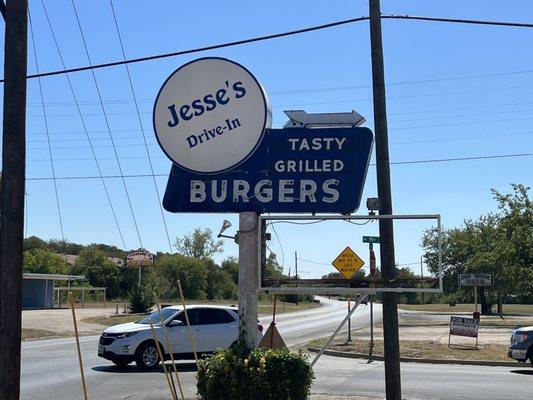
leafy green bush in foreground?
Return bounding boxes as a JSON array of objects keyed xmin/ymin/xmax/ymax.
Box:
[{"xmin": 197, "ymin": 346, "xmax": 314, "ymax": 400}]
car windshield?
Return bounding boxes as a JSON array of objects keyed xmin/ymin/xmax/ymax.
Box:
[{"xmin": 136, "ymin": 308, "xmax": 179, "ymax": 325}]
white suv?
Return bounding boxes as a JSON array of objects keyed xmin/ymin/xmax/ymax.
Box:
[{"xmin": 98, "ymin": 305, "xmax": 263, "ymax": 369}]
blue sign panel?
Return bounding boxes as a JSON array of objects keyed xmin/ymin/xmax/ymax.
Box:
[{"xmin": 163, "ymin": 127, "xmax": 373, "ymax": 214}]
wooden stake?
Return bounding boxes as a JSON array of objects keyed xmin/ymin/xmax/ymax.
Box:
[
  {"xmin": 156, "ymin": 300, "xmax": 185, "ymax": 400},
  {"xmin": 177, "ymin": 279, "xmax": 199, "ymax": 365},
  {"xmin": 148, "ymin": 318, "xmax": 177, "ymax": 400},
  {"xmin": 68, "ymin": 292, "xmax": 89, "ymax": 400}
]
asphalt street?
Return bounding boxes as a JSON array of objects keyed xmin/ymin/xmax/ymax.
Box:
[{"xmin": 20, "ymin": 298, "xmax": 531, "ymax": 399}]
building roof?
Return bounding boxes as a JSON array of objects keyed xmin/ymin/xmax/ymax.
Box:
[{"xmin": 22, "ymin": 273, "xmax": 85, "ymax": 281}]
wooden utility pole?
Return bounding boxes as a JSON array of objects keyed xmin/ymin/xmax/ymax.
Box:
[
  {"xmin": 238, "ymin": 212, "xmax": 260, "ymax": 348},
  {"xmin": 368, "ymin": 0, "xmax": 402, "ymax": 398},
  {"xmin": 0, "ymin": 0, "xmax": 28, "ymax": 399}
]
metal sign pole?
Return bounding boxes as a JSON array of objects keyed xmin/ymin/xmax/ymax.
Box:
[
  {"xmin": 311, "ymin": 295, "xmax": 366, "ymax": 367},
  {"xmin": 347, "ymin": 298, "xmax": 352, "ymax": 342}
]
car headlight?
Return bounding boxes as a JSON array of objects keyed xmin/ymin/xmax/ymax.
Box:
[{"xmin": 116, "ymin": 331, "xmax": 140, "ymax": 340}]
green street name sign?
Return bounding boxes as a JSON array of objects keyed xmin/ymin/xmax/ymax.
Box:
[{"xmin": 363, "ymin": 236, "xmax": 380, "ymax": 244}]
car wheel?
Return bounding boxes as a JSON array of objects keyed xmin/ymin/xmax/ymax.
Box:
[
  {"xmin": 111, "ymin": 360, "xmax": 130, "ymax": 368},
  {"xmin": 135, "ymin": 341, "xmax": 161, "ymax": 370}
]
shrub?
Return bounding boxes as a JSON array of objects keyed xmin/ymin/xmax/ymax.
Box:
[
  {"xmin": 128, "ymin": 285, "xmax": 156, "ymax": 313},
  {"xmin": 197, "ymin": 346, "xmax": 314, "ymax": 400}
]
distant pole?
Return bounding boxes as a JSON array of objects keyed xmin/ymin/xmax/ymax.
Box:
[
  {"xmin": 0, "ymin": 1, "xmax": 28, "ymax": 399},
  {"xmin": 294, "ymin": 251, "xmax": 298, "ymax": 278},
  {"xmin": 238, "ymin": 212, "xmax": 260, "ymax": 349},
  {"xmin": 369, "ymin": 0, "xmax": 402, "ymax": 398},
  {"xmin": 138, "ymin": 265, "xmax": 141, "ymax": 286},
  {"xmin": 420, "ymin": 255, "xmax": 424, "ymax": 304},
  {"xmin": 295, "ymin": 251, "xmax": 299, "ymax": 306}
]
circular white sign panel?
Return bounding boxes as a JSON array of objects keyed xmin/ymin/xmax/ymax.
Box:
[{"xmin": 153, "ymin": 57, "xmax": 272, "ymax": 174}]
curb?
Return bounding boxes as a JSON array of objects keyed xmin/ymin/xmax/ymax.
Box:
[{"xmin": 307, "ymin": 347, "xmax": 531, "ymax": 368}]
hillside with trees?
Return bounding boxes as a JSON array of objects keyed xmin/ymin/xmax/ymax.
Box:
[{"xmin": 22, "ymin": 227, "xmax": 286, "ymax": 301}]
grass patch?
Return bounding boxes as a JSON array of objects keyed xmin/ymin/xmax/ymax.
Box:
[
  {"xmin": 399, "ymin": 303, "xmax": 533, "ymax": 315},
  {"xmin": 81, "ymin": 314, "xmax": 143, "ymax": 327},
  {"xmin": 309, "ymin": 338, "xmax": 511, "ymax": 362},
  {"xmin": 22, "ymin": 328, "xmax": 69, "ymax": 340}
]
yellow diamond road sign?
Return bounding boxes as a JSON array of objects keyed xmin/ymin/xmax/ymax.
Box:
[{"xmin": 332, "ymin": 246, "xmax": 365, "ymax": 279}]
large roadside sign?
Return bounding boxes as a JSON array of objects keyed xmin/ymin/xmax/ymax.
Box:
[
  {"xmin": 458, "ymin": 273, "xmax": 492, "ymax": 286},
  {"xmin": 153, "ymin": 57, "xmax": 271, "ymax": 174},
  {"xmin": 127, "ymin": 250, "xmax": 154, "ymax": 267},
  {"xmin": 163, "ymin": 127, "xmax": 373, "ymax": 213},
  {"xmin": 154, "ymin": 57, "xmax": 373, "ymax": 214},
  {"xmin": 331, "ymin": 246, "xmax": 365, "ymax": 279}
]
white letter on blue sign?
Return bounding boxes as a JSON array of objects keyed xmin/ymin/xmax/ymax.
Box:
[
  {"xmin": 279, "ymin": 180, "xmax": 294, "ymax": 203},
  {"xmin": 233, "ymin": 180, "xmax": 250, "ymax": 202},
  {"xmin": 211, "ymin": 180, "xmax": 227, "ymax": 203},
  {"xmin": 190, "ymin": 180, "xmax": 206, "ymax": 202},
  {"xmin": 322, "ymin": 179, "xmax": 339, "ymax": 203},
  {"xmin": 255, "ymin": 180, "xmax": 273, "ymax": 203},
  {"xmin": 300, "ymin": 180, "xmax": 317, "ymax": 203}
]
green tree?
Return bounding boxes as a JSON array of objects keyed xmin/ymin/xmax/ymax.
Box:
[
  {"xmin": 265, "ymin": 253, "xmax": 284, "ymax": 279},
  {"xmin": 70, "ymin": 246, "xmax": 122, "ymax": 299},
  {"xmin": 23, "ymin": 236, "xmax": 48, "ymax": 252},
  {"xmin": 154, "ymin": 254, "xmax": 209, "ymax": 299},
  {"xmin": 47, "ymin": 239, "xmax": 84, "ymax": 255},
  {"xmin": 23, "ymin": 248, "xmax": 68, "ymax": 274},
  {"xmin": 221, "ymin": 256, "xmax": 239, "ymax": 285},
  {"xmin": 205, "ymin": 260, "xmax": 237, "ymax": 300},
  {"xmin": 422, "ymin": 184, "xmax": 532, "ymax": 312},
  {"xmin": 175, "ymin": 228, "xmax": 223, "ymax": 259}
]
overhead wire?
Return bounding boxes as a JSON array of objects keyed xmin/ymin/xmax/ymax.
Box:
[
  {"xmin": 69, "ymin": 0, "xmax": 144, "ymax": 249},
  {"xmin": 24, "ymin": 152, "xmax": 533, "ymax": 181},
  {"xmin": 28, "ymin": 9, "xmax": 65, "ymax": 241},
  {"xmin": 108, "ymin": 0, "xmax": 173, "ymax": 254},
  {"xmin": 38, "ymin": 0, "xmax": 127, "ymax": 249},
  {"xmin": 267, "ymin": 222, "xmax": 285, "ymax": 268},
  {"xmin": 3, "ymin": 14, "xmax": 533, "ymax": 83}
]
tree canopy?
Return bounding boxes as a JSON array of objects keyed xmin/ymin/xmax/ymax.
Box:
[{"xmin": 422, "ymin": 184, "xmax": 532, "ymax": 309}]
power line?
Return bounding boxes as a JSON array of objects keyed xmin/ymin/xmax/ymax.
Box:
[
  {"xmin": 378, "ymin": 152, "xmax": 533, "ymax": 166},
  {"xmin": 28, "ymin": 9, "xmax": 65, "ymax": 241},
  {"xmin": 24, "ymin": 152, "xmax": 532, "ymax": 181},
  {"xmin": 381, "ymin": 14, "xmax": 533, "ymax": 28},
  {"xmin": 70, "ymin": 0, "xmax": 144, "ymax": 249},
  {"xmin": 0, "ymin": 16, "xmax": 370, "ymax": 83},
  {"xmin": 39, "ymin": 0, "xmax": 127, "ymax": 249},
  {"xmin": 267, "ymin": 222, "xmax": 285, "ymax": 268},
  {"xmin": 108, "ymin": 0, "xmax": 174, "ymax": 254},
  {"xmin": 23, "ymin": 128, "xmax": 533, "ymax": 162},
  {"xmin": 2, "ymin": 13, "xmax": 533, "ymax": 83}
]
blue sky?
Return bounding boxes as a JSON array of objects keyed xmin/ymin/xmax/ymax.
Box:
[{"xmin": 2, "ymin": 0, "xmax": 532, "ymax": 278}]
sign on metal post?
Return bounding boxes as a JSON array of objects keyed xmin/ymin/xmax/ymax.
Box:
[
  {"xmin": 163, "ymin": 127, "xmax": 373, "ymax": 213},
  {"xmin": 363, "ymin": 236, "xmax": 380, "ymax": 244},
  {"xmin": 126, "ymin": 250, "xmax": 154, "ymax": 266},
  {"xmin": 332, "ymin": 246, "xmax": 365, "ymax": 279},
  {"xmin": 449, "ymin": 316, "xmax": 479, "ymax": 348},
  {"xmin": 458, "ymin": 273, "xmax": 492, "ymax": 287}
]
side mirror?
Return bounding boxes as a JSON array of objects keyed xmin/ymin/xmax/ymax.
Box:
[{"xmin": 168, "ymin": 320, "xmax": 183, "ymax": 327}]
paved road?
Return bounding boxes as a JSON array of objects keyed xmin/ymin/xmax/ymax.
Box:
[
  {"xmin": 21, "ymin": 297, "xmax": 374, "ymax": 399},
  {"xmin": 20, "ymin": 299, "xmax": 531, "ymax": 399}
]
